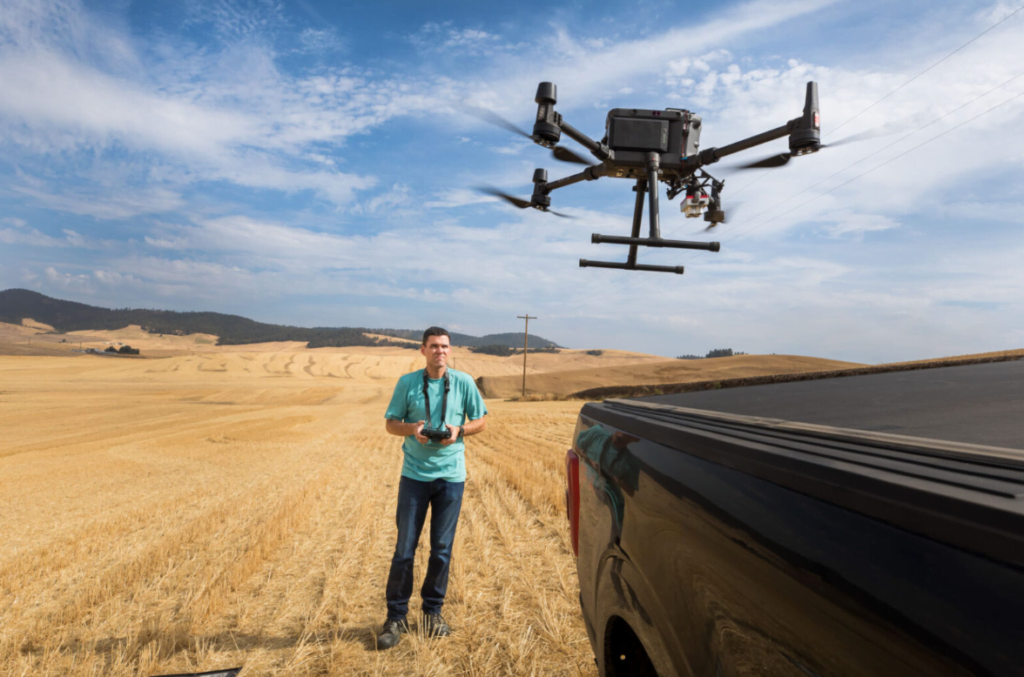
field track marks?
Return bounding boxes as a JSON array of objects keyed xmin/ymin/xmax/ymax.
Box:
[
  {"xmin": 197, "ymin": 356, "xmax": 228, "ymax": 373},
  {"xmin": 231, "ymin": 438, "xmax": 401, "ymax": 674},
  {"xmin": 410, "ymin": 457, "xmax": 592, "ymax": 676},
  {"xmin": 469, "ymin": 402, "xmax": 581, "ymax": 534},
  {"xmin": 132, "ymin": 423, "xmax": 401, "ymax": 676},
  {"xmin": 0, "ymin": 484, "xmax": 216, "ymax": 602},
  {"xmin": 261, "ymin": 354, "xmax": 291, "ymax": 376},
  {"xmin": 0, "ymin": 405, "xmax": 266, "ymax": 460},
  {"xmin": 5, "ymin": 438, "xmax": 350, "ymax": 672}
]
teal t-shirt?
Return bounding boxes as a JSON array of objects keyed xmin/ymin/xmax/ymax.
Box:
[{"xmin": 385, "ymin": 368, "xmax": 488, "ymax": 482}]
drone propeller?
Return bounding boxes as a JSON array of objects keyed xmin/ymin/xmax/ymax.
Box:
[
  {"xmin": 551, "ymin": 146, "xmax": 593, "ymax": 166},
  {"xmin": 476, "ymin": 186, "xmax": 574, "ymax": 217},
  {"xmin": 733, "ymin": 122, "xmax": 905, "ymax": 171},
  {"xmin": 689, "ymin": 201, "xmax": 741, "ymax": 233},
  {"xmin": 478, "ymin": 186, "xmax": 531, "ymax": 209},
  {"xmin": 466, "ymin": 107, "xmax": 594, "ymax": 165},
  {"xmin": 735, "ymin": 139, "xmax": 856, "ymax": 170},
  {"xmin": 736, "ymin": 152, "xmax": 794, "ymax": 170},
  {"xmin": 692, "ymin": 212, "xmax": 731, "ymax": 233}
]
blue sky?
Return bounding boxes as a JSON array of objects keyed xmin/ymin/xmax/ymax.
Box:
[{"xmin": 2, "ymin": 0, "xmax": 1023, "ymax": 362}]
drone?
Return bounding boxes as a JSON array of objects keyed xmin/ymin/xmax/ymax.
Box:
[{"xmin": 477, "ymin": 81, "xmax": 823, "ymax": 274}]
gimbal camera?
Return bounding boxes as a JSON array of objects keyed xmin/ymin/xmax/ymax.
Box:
[{"xmin": 479, "ymin": 81, "xmax": 822, "ymax": 273}]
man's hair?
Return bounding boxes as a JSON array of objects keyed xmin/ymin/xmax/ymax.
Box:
[{"xmin": 422, "ymin": 326, "xmax": 450, "ymax": 345}]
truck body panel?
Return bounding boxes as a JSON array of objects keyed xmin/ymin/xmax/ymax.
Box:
[{"xmin": 571, "ymin": 361, "xmax": 1024, "ymax": 677}]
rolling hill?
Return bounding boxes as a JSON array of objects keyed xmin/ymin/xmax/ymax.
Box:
[{"xmin": 0, "ymin": 289, "xmax": 560, "ymax": 349}]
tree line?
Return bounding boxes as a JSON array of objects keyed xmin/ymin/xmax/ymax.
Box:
[
  {"xmin": 467, "ymin": 344, "xmax": 561, "ymax": 356},
  {"xmin": 677, "ymin": 348, "xmax": 748, "ymax": 360}
]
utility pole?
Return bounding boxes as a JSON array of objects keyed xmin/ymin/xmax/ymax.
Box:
[{"xmin": 517, "ymin": 314, "xmax": 537, "ymax": 397}]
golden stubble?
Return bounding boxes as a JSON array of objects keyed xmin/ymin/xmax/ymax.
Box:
[{"xmin": 0, "ymin": 351, "xmax": 596, "ymax": 677}]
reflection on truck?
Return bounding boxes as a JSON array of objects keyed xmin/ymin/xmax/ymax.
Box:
[{"xmin": 575, "ymin": 424, "xmax": 639, "ymax": 537}]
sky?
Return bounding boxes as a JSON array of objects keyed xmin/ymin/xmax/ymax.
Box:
[{"xmin": 1, "ymin": 0, "xmax": 1023, "ymax": 363}]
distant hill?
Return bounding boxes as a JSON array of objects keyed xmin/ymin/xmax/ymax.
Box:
[{"xmin": 0, "ymin": 289, "xmax": 561, "ymax": 349}]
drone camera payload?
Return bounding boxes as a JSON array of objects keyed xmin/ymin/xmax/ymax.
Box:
[{"xmin": 481, "ymin": 80, "xmax": 823, "ymax": 273}]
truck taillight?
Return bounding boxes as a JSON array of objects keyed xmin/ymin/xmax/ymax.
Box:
[{"xmin": 565, "ymin": 449, "xmax": 580, "ymax": 557}]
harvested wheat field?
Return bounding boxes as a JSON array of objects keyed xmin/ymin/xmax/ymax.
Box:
[
  {"xmin": 5, "ymin": 325, "xmax": 1016, "ymax": 676},
  {"xmin": 476, "ymin": 353, "xmax": 865, "ymax": 399},
  {"xmin": 0, "ymin": 345, "xmax": 592, "ymax": 677}
]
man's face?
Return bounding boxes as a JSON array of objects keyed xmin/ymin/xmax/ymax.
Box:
[{"xmin": 421, "ymin": 335, "xmax": 451, "ymax": 370}]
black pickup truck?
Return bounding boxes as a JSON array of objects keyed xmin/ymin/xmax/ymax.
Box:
[{"xmin": 565, "ymin": 359, "xmax": 1024, "ymax": 677}]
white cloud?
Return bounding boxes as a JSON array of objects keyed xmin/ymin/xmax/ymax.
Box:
[
  {"xmin": 44, "ymin": 265, "xmax": 92, "ymax": 290},
  {"xmin": 351, "ymin": 184, "xmax": 412, "ymax": 216},
  {"xmin": 409, "ymin": 22, "xmax": 504, "ymax": 54},
  {"xmin": 13, "ymin": 184, "xmax": 185, "ymax": 220},
  {"xmin": 0, "ymin": 226, "xmax": 64, "ymax": 247},
  {"xmin": 184, "ymin": 0, "xmax": 288, "ymax": 42},
  {"xmin": 92, "ymin": 269, "xmax": 139, "ymax": 287},
  {"xmin": 5, "ymin": 0, "xmax": 1024, "ymax": 362},
  {"xmin": 0, "ymin": 222, "xmax": 91, "ymax": 247},
  {"xmin": 0, "ymin": 1, "xmax": 400, "ymax": 211},
  {"xmin": 819, "ymin": 212, "xmax": 900, "ymax": 237},
  {"xmin": 0, "ymin": 0, "xmax": 843, "ymax": 220},
  {"xmin": 62, "ymin": 229, "xmax": 86, "ymax": 247},
  {"xmin": 297, "ymin": 27, "xmax": 345, "ymax": 54}
]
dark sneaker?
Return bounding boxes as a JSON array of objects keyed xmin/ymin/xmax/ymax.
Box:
[
  {"xmin": 423, "ymin": 612, "xmax": 451, "ymax": 638},
  {"xmin": 376, "ymin": 617, "xmax": 409, "ymax": 650}
]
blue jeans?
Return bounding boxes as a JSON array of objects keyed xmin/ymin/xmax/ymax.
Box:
[{"xmin": 385, "ymin": 476, "xmax": 465, "ymax": 619}]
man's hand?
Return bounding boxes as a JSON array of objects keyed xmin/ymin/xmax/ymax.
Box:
[
  {"xmin": 438, "ymin": 417, "xmax": 485, "ymax": 447},
  {"xmin": 439, "ymin": 425, "xmax": 461, "ymax": 447},
  {"xmin": 413, "ymin": 421, "xmax": 429, "ymax": 445},
  {"xmin": 386, "ymin": 418, "xmax": 429, "ymax": 443}
]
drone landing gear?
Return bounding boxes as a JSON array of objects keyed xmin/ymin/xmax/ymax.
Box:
[{"xmin": 581, "ymin": 167, "xmax": 719, "ymax": 275}]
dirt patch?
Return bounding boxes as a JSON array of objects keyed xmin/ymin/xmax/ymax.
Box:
[{"xmin": 21, "ymin": 318, "xmax": 56, "ymax": 332}]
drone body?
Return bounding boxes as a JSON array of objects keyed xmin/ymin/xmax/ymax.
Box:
[{"xmin": 482, "ymin": 81, "xmax": 823, "ymax": 273}]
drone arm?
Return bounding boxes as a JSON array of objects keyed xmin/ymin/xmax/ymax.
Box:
[
  {"xmin": 559, "ymin": 120, "xmax": 612, "ymax": 161},
  {"xmin": 685, "ymin": 81, "xmax": 822, "ymax": 171},
  {"xmin": 707, "ymin": 122, "xmax": 793, "ymax": 162},
  {"xmin": 532, "ymin": 82, "xmax": 612, "ymax": 161},
  {"xmin": 542, "ymin": 164, "xmax": 607, "ymax": 192},
  {"xmin": 685, "ymin": 122, "xmax": 793, "ymax": 172}
]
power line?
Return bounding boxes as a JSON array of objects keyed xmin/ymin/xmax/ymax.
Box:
[
  {"xmin": 516, "ymin": 313, "xmax": 536, "ymax": 397},
  {"xmin": 714, "ymin": 69, "xmax": 1024, "ymax": 242},
  {"xmin": 723, "ymin": 6, "xmax": 1024, "ymax": 203},
  {"xmin": 720, "ymin": 85, "xmax": 1024, "ymax": 244},
  {"xmin": 828, "ymin": 3, "xmax": 1024, "ymax": 137}
]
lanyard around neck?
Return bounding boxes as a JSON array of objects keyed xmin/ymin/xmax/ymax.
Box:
[{"xmin": 422, "ymin": 370, "xmax": 450, "ymax": 428}]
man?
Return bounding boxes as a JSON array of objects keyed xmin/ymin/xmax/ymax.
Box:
[{"xmin": 377, "ymin": 326, "xmax": 488, "ymax": 650}]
